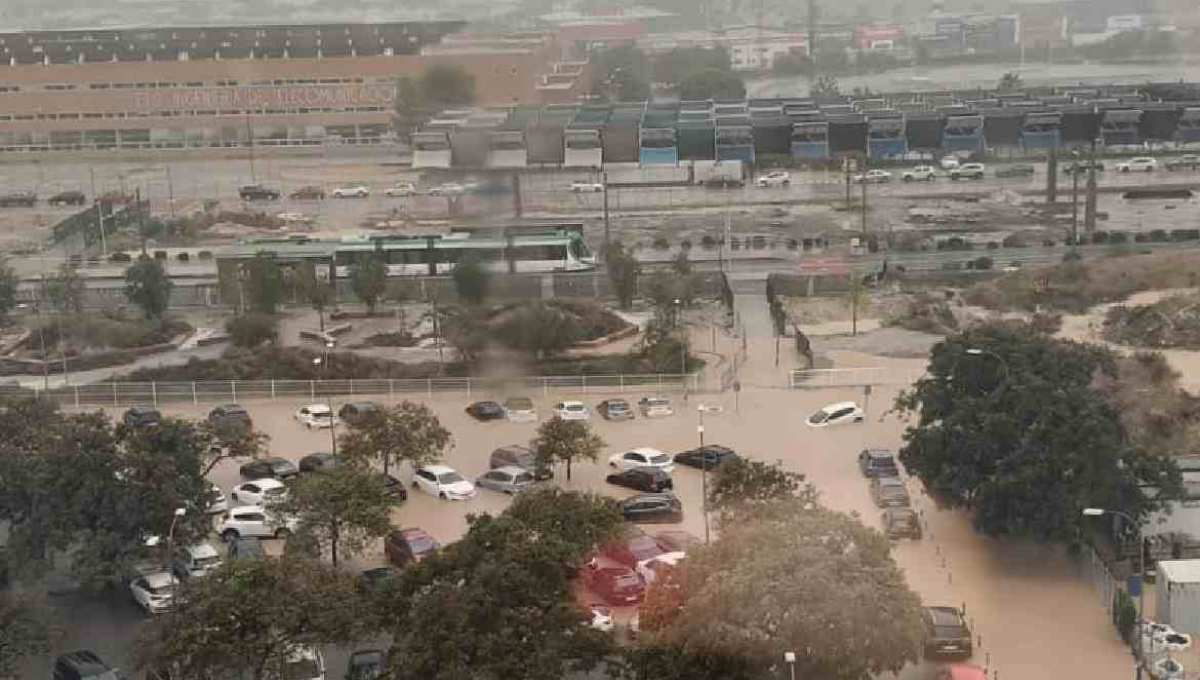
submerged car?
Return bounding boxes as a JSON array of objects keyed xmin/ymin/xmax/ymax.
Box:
[
  {"xmin": 294, "ymin": 404, "xmax": 338, "ymax": 429},
  {"xmin": 869, "ymin": 475, "xmax": 911, "ymax": 507},
  {"xmin": 503, "ymin": 397, "xmax": 537, "ymax": 423},
  {"xmin": 882, "ymin": 507, "xmax": 922, "ymax": 540},
  {"xmin": 806, "ymin": 401, "xmax": 864, "ymax": 427},
  {"xmin": 553, "ymin": 401, "xmax": 590, "ymax": 420},
  {"xmin": 995, "ymin": 164, "xmax": 1035, "ymax": 178},
  {"xmin": 475, "ymin": 465, "xmax": 536, "ymax": 494},
  {"xmin": 466, "ymin": 401, "xmax": 506, "ymax": 421},
  {"xmin": 598, "ymin": 398, "xmax": 635, "ymax": 421},
  {"xmin": 673, "ymin": 444, "xmax": 739, "ymax": 470}
]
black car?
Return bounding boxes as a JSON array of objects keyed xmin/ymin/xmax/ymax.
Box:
[
  {"xmin": 53, "ymin": 650, "xmax": 128, "ymax": 680},
  {"xmin": 359, "ymin": 567, "xmax": 396, "ymax": 591},
  {"xmin": 598, "ymin": 398, "xmax": 635, "ymax": 421},
  {"xmin": 48, "ymin": 190, "xmax": 87, "ymax": 206},
  {"xmin": 619, "ymin": 493, "xmax": 683, "ymax": 523},
  {"xmin": 347, "ymin": 649, "xmax": 386, "ymax": 680},
  {"xmin": 1062, "ymin": 160, "xmax": 1105, "ymax": 174},
  {"xmin": 239, "ymin": 184, "xmax": 281, "ymax": 201},
  {"xmin": 299, "ymin": 451, "xmax": 342, "ymax": 473},
  {"xmin": 673, "ymin": 444, "xmax": 739, "ymax": 470},
  {"xmin": 122, "ymin": 406, "xmax": 162, "ymax": 427},
  {"xmin": 339, "ymin": 401, "xmax": 381, "ymax": 426},
  {"xmin": 289, "ymin": 185, "xmax": 326, "ymax": 200},
  {"xmin": 995, "ymin": 164, "xmax": 1035, "ymax": 178},
  {"xmin": 380, "ymin": 473, "xmax": 409, "ymax": 501},
  {"xmin": 239, "ymin": 456, "xmax": 299, "ymax": 479},
  {"xmin": 208, "ymin": 403, "xmax": 251, "ymax": 428},
  {"xmin": 228, "ymin": 537, "xmax": 266, "ymax": 561},
  {"xmin": 605, "ymin": 466, "xmax": 673, "ymax": 493},
  {"xmin": 465, "ymin": 400, "xmax": 506, "ymax": 421},
  {"xmin": 923, "ymin": 606, "xmax": 973, "ymax": 658},
  {"xmin": 0, "ymin": 192, "xmax": 36, "ymax": 207}
]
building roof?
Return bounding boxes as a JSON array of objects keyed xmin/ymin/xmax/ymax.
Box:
[{"xmin": 1159, "ymin": 559, "xmax": 1200, "ymax": 584}]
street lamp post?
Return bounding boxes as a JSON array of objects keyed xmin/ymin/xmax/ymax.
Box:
[
  {"xmin": 674, "ymin": 298, "xmax": 688, "ymax": 397},
  {"xmin": 698, "ymin": 403, "xmax": 710, "ymax": 545},
  {"xmin": 166, "ymin": 507, "xmax": 186, "ymax": 569},
  {"xmin": 1084, "ymin": 507, "xmax": 1146, "ymax": 678},
  {"xmin": 313, "ymin": 351, "xmax": 338, "ymax": 457},
  {"xmin": 965, "ymin": 347, "xmax": 1011, "ymax": 383},
  {"xmin": 784, "ymin": 651, "xmax": 797, "ymax": 680}
]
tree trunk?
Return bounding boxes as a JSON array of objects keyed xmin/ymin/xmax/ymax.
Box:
[
  {"xmin": 383, "ymin": 455, "xmax": 390, "ymax": 476},
  {"xmin": 318, "ymin": 307, "xmax": 325, "ymax": 333},
  {"xmin": 566, "ymin": 457, "xmax": 573, "ymax": 481},
  {"xmin": 331, "ymin": 523, "xmax": 339, "ymax": 567}
]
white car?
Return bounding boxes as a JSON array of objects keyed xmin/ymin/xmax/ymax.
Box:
[
  {"xmin": 608, "ymin": 447, "xmax": 675, "ymax": 474},
  {"xmin": 570, "ymin": 181, "xmax": 604, "ymax": 193},
  {"xmin": 901, "ymin": 166, "xmax": 938, "ymax": 181},
  {"xmin": 282, "ymin": 647, "xmax": 326, "ymax": 680},
  {"xmin": 504, "ymin": 397, "xmax": 537, "ymax": 423},
  {"xmin": 553, "ymin": 401, "xmax": 590, "ymax": 421},
  {"xmin": 638, "ymin": 396, "xmax": 674, "ymax": 418},
  {"xmin": 130, "ymin": 571, "xmax": 179, "ymax": 614},
  {"xmin": 586, "ymin": 604, "xmax": 614, "ymax": 632},
  {"xmin": 949, "ymin": 163, "xmax": 986, "ymax": 180},
  {"xmin": 205, "ymin": 484, "xmax": 228, "ymax": 515},
  {"xmin": 230, "ymin": 478, "xmax": 289, "ymax": 506},
  {"xmin": 412, "ymin": 464, "xmax": 477, "ymax": 500},
  {"xmin": 385, "ymin": 181, "xmax": 420, "ymax": 197},
  {"xmin": 294, "ymin": 404, "xmax": 338, "ymax": 429},
  {"xmin": 428, "ymin": 182, "xmax": 465, "ymax": 196},
  {"xmin": 854, "ymin": 169, "xmax": 892, "ymax": 183},
  {"xmin": 805, "ymin": 401, "xmax": 865, "ymax": 428},
  {"xmin": 1117, "ymin": 157, "xmax": 1157, "ymax": 172},
  {"xmin": 755, "ymin": 171, "xmax": 791, "ymax": 187},
  {"xmin": 331, "ymin": 185, "xmax": 369, "ymax": 198},
  {"xmin": 636, "ymin": 551, "xmax": 686, "ymax": 585},
  {"xmin": 217, "ymin": 505, "xmax": 297, "ymax": 541},
  {"xmin": 172, "ymin": 542, "xmax": 223, "ymax": 581}
]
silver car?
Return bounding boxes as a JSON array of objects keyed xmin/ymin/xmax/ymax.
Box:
[{"xmin": 475, "ymin": 465, "xmax": 536, "ymax": 494}]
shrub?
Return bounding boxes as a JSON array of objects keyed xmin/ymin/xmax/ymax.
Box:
[
  {"xmin": 197, "ymin": 250, "xmax": 214, "ymax": 260},
  {"xmin": 680, "ymin": 240, "xmax": 692, "ymax": 251},
  {"xmin": 986, "ymin": 241, "xmax": 1000, "ymax": 250},
  {"xmin": 1043, "ymin": 239, "xmax": 1057, "ymax": 247},
  {"xmin": 1002, "ymin": 234, "xmax": 1027, "ymax": 248},
  {"xmin": 787, "ymin": 239, "xmax": 799, "ymax": 250},
  {"xmin": 225, "ymin": 313, "xmax": 279, "ymax": 348},
  {"xmin": 1063, "ymin": 250, "xmax": 1083, "ymax": 262},
  {"xmin": 1134, "ymin": 233, "xmax": 1149, "ymax": 243},
  {"xmin": 700, "ymin": 235, "xmax": 716, "ymax": 250},
  {"xmin": 176, "ymin": 252, "xmax": 190, "ymax": 262},
  {"xmin": 652, "ymin": 237, "xmax": 670, "ymax": 250},
  {"xmin": 1091, "ymin": 231, "xmax": 1110, "ymax": 244},
  {"xmin": 752, "ymin": 235, "xmax": 766, "ymax": 249},
  {"xmin": 1171, "ymin": 229, "xmax": 1200, "ymax": 242},
  {"xmin": 971, "ymin": 256, "xmax": 994, "ymax": 270},
  {"xmin": 1149, "ymin": 229, "xmax": 1169, "ymax": 242},
  {"xmin": 116, "ymin": 345, "xmax": 454, "ymax": 381},
  {"xmin": 109, "ymin": 252, "xmax": 133, "ymax": 263},
  {"xmin": 1109, "ymin": 231, "xmax": 1129, "ymax": 244},
  {"xmin": 153, "ymin": 250, "xmax": 168, "ymax": 260},
  {"xmin": 1113, "ymin": 588, "xmax": 1137, "ymax": 644}
]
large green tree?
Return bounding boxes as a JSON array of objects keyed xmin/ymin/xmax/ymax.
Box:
[
  {"xmin": 137, "ymin": 558, "xmax": 373, "ymax": 680},
  {"xmin": 0, "ymin": 258, "xmax": 20, "ymax": 324},
  {"xmin": 43, "ymin": 262, "xmax": 85, "ymax": 315},
  {"xmin": 707, "ymin": 457, "xmax": 819, "ymax": 524},
  {"xmin": 349, "ymin": 254, "xmax": 388, "ymax": 314},
  {"xmin": 643, "ymin": 502, "xmax": 926, "ymax": 680},
  {"xmin": 339, "ymin": 400, "xmax": 451, "ymax": 476},
  {"xmin": 653, "ymin": 47, "xmax": 730, "ymax": 86},
  {"xmin": 242, "ymin": 252, "xmax": 283, "ymax": 314},
  {"xmin": 590, "ymin": 45, "xmax": 652, "ymax": 101},
  {"xmin": 605, "ymin": 240, "xmax": 640, "ymax": 311},
  {"xmin": 896, "ymin": 323, "xmax": 1185, "ymax": 540},
  {"xmin": 451, "ymin": 257, "xmax": 489, "ymax": 306},
  {"xmin": 533, "ymin": 415, "xmax": 604, "ymax": 481},
  {"xmin": 377, "ymin": 489, "xmax": 621, "ymax": 680},
  {"xmin": 275, "ymin": 464, "xmax": 399, "ymax": 567},
  {"xmin": 678, "ymin": 67, "xmax": 746, "ymax": 101},
  {"xmin": 496, "ymin": 302, "xmax": 582, "ymax": 359},
  {"xmin": 124, "ymin": 259, "xmax": 174, "ymax": 319},
  {"xmin": 419, "ymin": 64, "xmax": 476, "ymax": 108},
  {"xmin": 0, "ymin": 592, "xmax": 50, "ymax": 679}
]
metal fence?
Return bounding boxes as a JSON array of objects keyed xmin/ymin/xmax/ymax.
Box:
[
  {"xmin": 788, "ymin": 367, "xmax": 927, "ymax": 389},
  {"xmin": 1079, "ymin": 544, "xmax": 1119, "ymax": 617},
  {"xmin": 0, "ymin": 374, "xmax": 701, "ymax": 408}
]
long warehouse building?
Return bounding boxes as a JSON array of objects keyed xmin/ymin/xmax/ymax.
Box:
[{"xmin": 0, "ymin": 24, "xmax": 590, "ymax": 151}]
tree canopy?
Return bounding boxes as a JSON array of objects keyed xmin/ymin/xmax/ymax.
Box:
[
  {"xmin": 124, "ymin": 259, "xmax": 174, "ymax": 319},
  {"xmin": 605, "ymin": 240, "xmax": 641, "ymax": 311},
  {"xmin": 275, "ymin": 463, "xmax": 399, "ymax": 567},
  {"xmin": 339, "ymin": 400, "xmax": 451, "ymax": 476},
  {"xmin": 653, "ymin": 47, "xmax": 730, "ymax": 86},
  {"xmin": 138, "ymin": 558, "xmax": 373, "ymax": 680},
  {"xmin": 0, "ymin": 259, "xmax": 20, "ymax": 324},
  {"xmin": 809, "ymin": 74, "xmax": 842, "ymax": 98},
  {"xmin": 451, "ymin": 257, "xmax": 489, "ymax": 306},
  {"xmin": 376, "ymin": 489, "xmax": 621, "ymax": 680},
  {"xmin": 349, "ymin": 254, "xmax": 388, "ymax": 314},
  {"xmin": 43, "ymin": 262, "xmax": 85, "ymax": 315},
  {"xmin": 242, "ymin": 253, "xmax": 283, "ymax": 314},
  {"xmin": 590, "ymin": 45, "xmax": 652, "ymax": 101},
  {"xmin": 0, "ymin": 592, "xmax": 50, "ymax": 679},
  {"xmin": 643, "ymin": 503, "xmax": 926, "ymax": 680},
  {"xmin": 533, "ymin": 416, "xmax": 604, "ymax": 481},
  {"xmin": 496, "ymin": 302, "xmax": 583, "ymax": 359},
  {"xmin": 895, "ymin": 322, "xmax": 1186, "ymax": 540},
  {"xmin": 419, "ymin": 64, "xmax": 476, "ymax": 108},
  {"xmin": 678, "ymin": 67, "xmax": 746, "ymax": 101},
  {"xmin": 707, "ymin": 457, "xmax": 819, "ymax": 524}
]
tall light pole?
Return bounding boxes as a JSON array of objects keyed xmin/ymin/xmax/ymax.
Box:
[
  {"xmin": 1071, "ymin": 149, "xmax": 1081, "ymax": 250},
  {"xmin": 784, "ymin": 651, "xmax": 797, "ymax": 680},
  {"xmin": 313, "ymin": 349, "xmax": 338, "ymax": 457},
  {"xmin": 166, "ymin": 507, "xmax": 186, "ymax": 568},
  {"xmin": 1084, "ymin": 507, "xmax": 1145, "ymax": 678},
  {"xmin": 965, "ymin": 347, "xmax": 1011, "ymax": 383},
  {"xmin": 698, "ymin": 403, "xmax": 710, "ymax": 545}
]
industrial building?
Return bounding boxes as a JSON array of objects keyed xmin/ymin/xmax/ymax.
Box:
[
  {"xmin": 0, "ymin": 23, "xmax": 589, "ymax": 151},
  {"xmin": 407, "ymin": 82, "xmax": 1200, "ymax": 170}
]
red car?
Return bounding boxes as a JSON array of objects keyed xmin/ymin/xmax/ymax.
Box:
[
  {"xmin": 599, "ymin": 528, "xmax": 666, "ymax": 569},
  {"xmin": 580, "ymin": 558, "xmax": 645, "ymax": 606}
]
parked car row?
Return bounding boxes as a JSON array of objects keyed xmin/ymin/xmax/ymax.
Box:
[
  {"xmin": 0, "ymin": 190, "xmax": 89, "ymax": 207},
  {"xmin": 465, "ymin": 396, "xmax": 677, "ymax": 423}
]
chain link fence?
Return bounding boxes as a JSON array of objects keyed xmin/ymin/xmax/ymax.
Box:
[
  {"xmin": 788, "ymin": 367, "xmax": 928, "ymax": 389},
  {"xmin": 1, "ymin": 374, "xmax": 701, "ymax": 408}
]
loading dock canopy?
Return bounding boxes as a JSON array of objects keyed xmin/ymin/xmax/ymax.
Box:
[
  {"xmin": 792, "ymin": 122, "xmax": 829, "ymax": 141},
  {"xmin": 945, "ymin": 115, "xmax": 984, "ymax": 134},
  {"xmin": 868, "ymin": 118, "xmax": 905, "ymax": 135},
  {"xmin": 1103, "ymin": 110, "xmax": 1144, "ymax": 126},
  {"xmin": 715, "ymin": 126, "xmax": 754, "ymax": 145},
  {"xmin": 1024, "ymin": 112, "xmax": 1063, "ymax": 129}
]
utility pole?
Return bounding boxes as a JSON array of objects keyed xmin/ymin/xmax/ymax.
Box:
[
  {"xmin": 1071, "ymin": 149, "xmax": 1080, "ymax": 249},
  {"xmin": 602, "ymin": 171, "xmax": 611, "ymax": 255},
  {"xmin": 844, "ymin": 156, "xmax": 853, "ymax": 209},
  {"xmin": 807, "ymin": 0, "xmax": 818, "ymax": 72},
  {"xmin": 1046, "ymin": 146, "xmax": 1058, "ymax": 205},
  {"xmin": 1084, "ymin": 138, "xmax": 1099, "ymax": 234},
  {"xmin": 166, "ymin": 164, "xmax": 176, "ymax": 217},
  {"xmin": 860, "ymin": 153, "xmax": 868, "ymax": 242},
  {"xmin": 245, "ymin": 112, "xmax": 256, "ymax": 184},
  {"xmin": 136, "ymin": 187, "xmax": 147, "ymax": 256}
]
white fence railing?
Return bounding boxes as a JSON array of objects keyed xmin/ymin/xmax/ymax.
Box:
[
  {"xmin": 788, "ymin": 367, "xmax": 927, "ymax": 389},
  {"xmin": 2, "ymin": 374, "xmax": 701, "ymax": 408}
]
